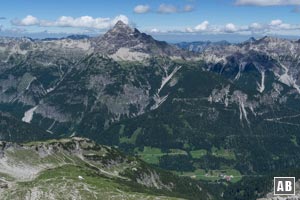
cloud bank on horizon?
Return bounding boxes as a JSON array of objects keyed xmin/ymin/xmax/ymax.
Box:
[
  {"xmin": 11, "ymin": 14, "xmax": 300, "ymax": 36},
  {"xmin": 184, "ymin": 19, "xmax": 300, "ymax": 35},
  {"xmin": 1, "ymin": 0, "xmax": 300, "ymax": 39},
  {"xmin": 11, "ymin": 15, "xmax": 129, "ymax": 29}
]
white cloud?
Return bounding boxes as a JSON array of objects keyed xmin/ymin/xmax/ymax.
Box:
[
  {"xmin": 185, "ymin": 27, "xmax": 194, "ymax": 33},
  {"xmin": 12, "ymin": 15, "xmax": 129, "ymax": 29},
  {"xmin": 134, "ymin": 5, "xmax": 150, "ymax": 14},
  {"xmin": 235, "ymin": 0, "xmax": 300, "ymax": 6},
  {"xmin": 183, "ymin": 5, "xmax": 194, "ymax": 12},
  {"xmin": 249, "ymin": 22, "xmax": 263, "ymax": 30},
  {"xmin": 157, "ymin": 4, "xmax": 195, "ymax": 14},
  {"xmin": 186, "ymin": 21, "xmax": 257, "ymax": 34},
  {"xmin": 269, "ymin": 19, "xmax": 293, "ymax": 30},
  {"xmin": 182, "ymin": 19, "xmax": 300, "ymax": 35},
  {"xmin": 270, "ymin": 19, "xmax": 282, "ymax": 26},
  {"xmin": 13, "ymin": 15, "xmax": 39, "ymax": 26},
  {"xmin": 224, "ymin": 23, "xmax": 238, "ymax": 33},
  {"xmin": 111, "ymin": 15, "xmax": 129, "ymax": 25},
  {"xmin": 224, "ymin": 20, "xmax": 298, "ymax": 33},
  {"xmin": 186, "ymin": 21, "xmax": 217, "ymax": 33},
  {"xmin": 194, "ymin": 21, "xmax": 210, "ymax": 31},
  {"xmin": 150, "ymin": 28, "xmax": 160, "ymax": 33},
  {"xmin": 158, "ymin": 4, "xmax": 178, "ymax": 13}
]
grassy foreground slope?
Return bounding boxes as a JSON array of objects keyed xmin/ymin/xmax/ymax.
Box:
[{"xmin": 0, "ymin": 137, "xmax": 216, "ymax": 200}]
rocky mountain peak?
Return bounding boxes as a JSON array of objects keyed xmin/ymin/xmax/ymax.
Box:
[
  {"xmin": 112, "ymin": 20, "xmax": 132, "ymax": 32},
  {"xmin": 101, "ymin": 20, "xmax": 136, "ymax": 40},
  {"xmin": 247, "ymin": 37, "xmax": 257, "ymax": 43},
  {"xmin": 93, "ymin": 20, "xmax": 189, "ymax": 58},
  {"xmin": 93, "ymin": 20, "xmax": 142, "ymax": 54}
]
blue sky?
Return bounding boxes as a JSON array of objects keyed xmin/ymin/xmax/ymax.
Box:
[{"xmin": 1, "ymin": 0, "xmax": 300, "ymax": 42}]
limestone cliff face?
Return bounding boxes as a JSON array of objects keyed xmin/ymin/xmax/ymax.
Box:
[{"xmin": 0, "ymin": 22, "xmax": 185, "ymax": 139}]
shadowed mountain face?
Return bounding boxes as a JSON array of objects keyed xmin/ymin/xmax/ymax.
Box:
[{"xmin": 1, "ymin": 21, "xmax": 300, "ymax": 199}]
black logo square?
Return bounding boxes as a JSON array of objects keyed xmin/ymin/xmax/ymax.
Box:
[{"xmin": 274, "ymin": 177, "xmax": 295, "ymax": 196}]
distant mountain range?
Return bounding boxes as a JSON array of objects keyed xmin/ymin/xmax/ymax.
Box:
[
  {"xmin": 175, "ymin": 40, "xmax": 231, "ymax": 53},
  {"xmin": 1, "ymin": 20, "xmax": 300, "ymax": 199}
]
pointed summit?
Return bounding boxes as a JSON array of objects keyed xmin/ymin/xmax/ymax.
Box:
[
  {"xmin": 108, "ymin": 20, "xmax": 134, "ymax": 35},
  {"xmin": 94, "ymin": 21, "xmax": 138, "ymax": 54},
  {"xmin": 113, "ymin": 20, "xmax": 129, "ymax": 28},
  {"xmin": 248, "ymin": 37, "xmax": 256, "ymax": 42},
  {"xmin": 93, "ymin": 20, "xmax": 190, "ymax": 59}
]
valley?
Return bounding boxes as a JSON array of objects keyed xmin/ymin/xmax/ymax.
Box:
[{"xmin": 1, "ymin": 21, "xmax": 300, "ymax": 199}]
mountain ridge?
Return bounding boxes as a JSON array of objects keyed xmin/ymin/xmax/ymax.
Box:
[
  {"xmin": 0, "ymin": 137, "xmax": 215, "ymax": 199},
  {"xmin": 1, "ymin": 21, "xmax": 300, "ymax": 200},
  {"xmin": 93, "ymin": 20, "xmax": 192, "ymax": 60}
]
